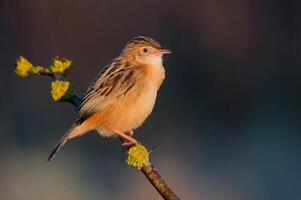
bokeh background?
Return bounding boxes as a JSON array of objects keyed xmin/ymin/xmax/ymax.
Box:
[{"xmin": 1, "ymin": 0, "xmax": 300, "ymax": 199}]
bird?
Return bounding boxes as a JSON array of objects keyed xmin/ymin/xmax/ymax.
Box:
[{"xmin": 48, "ymin": 36, "xmax": 171, "ymax": 161}]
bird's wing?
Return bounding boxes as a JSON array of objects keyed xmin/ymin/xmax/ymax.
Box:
[{"xmin": 75, "ymin": 57, "xmax": 137, "ymax": 124}]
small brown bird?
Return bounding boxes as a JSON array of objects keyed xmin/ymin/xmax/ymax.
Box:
[{"xmin": 48, "ymin": 36, "xmax": 171, "ymax": 161}]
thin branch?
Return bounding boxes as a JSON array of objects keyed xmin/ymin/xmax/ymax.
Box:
[
  {"xmin": 67, "ymin": 94, "xmax": 82, "ymax": 107},
  {"xmin": 38, "ymin": 71, "xmax": 55, "ymax": 78},
  {"xmin": 142, "ymin": 164, "xmax": 180, "ymax": 200}
]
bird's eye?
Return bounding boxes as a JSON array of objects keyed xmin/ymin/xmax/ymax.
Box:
[{"xmin": 142, "ymin": 48, "xmax": 148, "ymax": 53}]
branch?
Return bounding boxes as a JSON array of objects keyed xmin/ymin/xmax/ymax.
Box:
[
  {"xmin": 142, "ymin": 164, "xmax": 180, "ymax": 200},
  {"xmin": 15, "ymin": 56, "xmax": 180, "ymax": 200}
]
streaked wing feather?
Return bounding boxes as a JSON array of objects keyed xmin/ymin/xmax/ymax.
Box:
[{"xmin": 75, "ymin": 58, "xmax": 136, "ymax": 123}]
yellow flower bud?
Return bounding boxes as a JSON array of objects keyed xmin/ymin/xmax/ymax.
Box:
[
  {"xmin": 30, "ymin": 66, "xmax": 44, "ymax": 74},
  {"xmin": 50, "ymin": 80, "xmax": 75, "ymax": 102},
  {"xmin": 50, "ymin": 56, "xmax": 72, "ymax": 76},
  {"xmin": 15, "ymin": 56, "xmax": 33, "ymax": 77},
  {"xmin": 126, "ymin": 144, "xmax": 150, "ymax": 170},
  {"xmin": 45, "ymin": 68, "xmax": 51, "ymax": 73}
]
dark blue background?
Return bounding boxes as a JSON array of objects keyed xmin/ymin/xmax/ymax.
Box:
[{"xmin": 0, "ymin": 0, "xmax": 300, "ymax": 199}]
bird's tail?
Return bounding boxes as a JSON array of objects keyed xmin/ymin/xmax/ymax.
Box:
[{"xmin": 48, "ymin": 124, "xmax": 78, "ymax": 162}]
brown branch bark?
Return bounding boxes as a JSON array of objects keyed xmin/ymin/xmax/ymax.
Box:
[{"xmin": 142, "ymin": 164, "xmax": 180, "ymax": 200}]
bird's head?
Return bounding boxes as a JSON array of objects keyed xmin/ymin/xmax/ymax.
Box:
[{"xmin": 121, "ymin": 36, "xmax": 171, "ymax": 65}]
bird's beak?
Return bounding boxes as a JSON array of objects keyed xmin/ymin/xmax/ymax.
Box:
[
  {"xmin": 159, "ymin": 49, "xmax": 172, "ymax": 55},
  {"xmin": 154, "ymin": 49, "xmax": 172, "ymax": 56}
]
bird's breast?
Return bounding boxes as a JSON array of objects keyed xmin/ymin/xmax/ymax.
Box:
[
  {"xmin": 144, "ymin": 63, "xmax": 165, "ymax": 89},
  {"xmin": 126, "ymin": 65, "xmax": 165, "ymax": 129},
  {"xmin": 95, "ymin": 64, "xmax": 165, "ymax": 135},
  {"xmin": 124, "ymin": 80, "xmax": 159, "ymax": 129}
]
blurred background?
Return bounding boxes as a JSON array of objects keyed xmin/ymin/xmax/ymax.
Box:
[{"xmin": 0, "ymin": 0, "xmax": 300, "ymax": 199}]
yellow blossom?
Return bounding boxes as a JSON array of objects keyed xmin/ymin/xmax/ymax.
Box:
[
  {"xmin": 15, "ymin": 56, "xmax": 33, "ymax": 77},
  {"xmin": 50, "ymin": 80, "xmax": 75, "ymax": 102},
  {"xmin": 30, "ymin": 66, "xmax": 44, "ymax": 74},
  {"xmin": 126, "ymin": 144, "xmax": 150, "ymax": 170},
  {"xmin": 45, "ymin": 68, "xmax": 51, "ymax": 73},
  {"xmin": 50, "ymin": 56, "xmax": 72, "ymax": 75}
]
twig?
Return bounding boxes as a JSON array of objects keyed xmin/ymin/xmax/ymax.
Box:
[{"xmin": 142, "ymin": 164, "xmax": 179, "ymax": 200}]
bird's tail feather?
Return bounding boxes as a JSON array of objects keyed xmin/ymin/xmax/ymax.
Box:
[{"xmin": 48, "ymin": 124, "xmax": 77, "ymax": 162}]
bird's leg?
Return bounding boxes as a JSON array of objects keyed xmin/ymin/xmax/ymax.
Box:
[
  {"xmin": 113, "ymin": 130, "xmax": 137, "ymax": 146},
  {"xmin": 121, "ymin": 130, "xmax": 136, "ymax": 149}
]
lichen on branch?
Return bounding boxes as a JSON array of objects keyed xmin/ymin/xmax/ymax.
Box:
[{"xmin": 126, "ymin": 143, "xmax": 150, "ymax": 170}]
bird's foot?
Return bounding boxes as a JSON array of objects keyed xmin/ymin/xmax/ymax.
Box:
[
  {"xmin": 121, "ymin": 141, "xmax": 136, "ymax": 149},
  {"xmin": 125, "ymin": 130, "xmax": 134, "ymax": 136},
  {"xmin": 121, "ymin": 130, "xmax": 136, "ymax": 149},
  {"xmin": 113, "ymin": 129, "xmax": 138, "ymax": 150}
]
